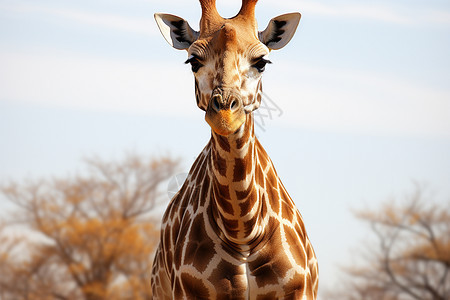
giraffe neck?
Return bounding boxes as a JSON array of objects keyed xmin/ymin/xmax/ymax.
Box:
[{"xmin": 208, "ymin": 113, "xmax": 264, "ymax": 248}]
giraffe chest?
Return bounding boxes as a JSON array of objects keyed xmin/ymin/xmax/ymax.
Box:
[{"xmin": 162, "ymin": 202, "xmax": 314, "ymax": 300}]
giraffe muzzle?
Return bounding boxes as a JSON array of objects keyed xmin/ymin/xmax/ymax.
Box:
[{"xmin": 205, "ymin": 89, "xmax": 246, "ymax": 136}]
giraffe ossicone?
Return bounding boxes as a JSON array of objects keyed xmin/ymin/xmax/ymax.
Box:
[{"xmin": 152, "ymin": 0, "xmax": 318, "ymax": 299}]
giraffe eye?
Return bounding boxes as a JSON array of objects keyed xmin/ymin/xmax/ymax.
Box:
[
  {"xmin": 185, "ymin": 55, "xmax": 203, "ymax": 73},
  {"xmin": 252, "ymin": 57, "xmax": 272, "ymax": 73}
]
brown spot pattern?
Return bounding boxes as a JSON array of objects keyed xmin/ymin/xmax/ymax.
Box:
[
  {"xmin": 180, "ymin": 272, "xmax": 210, "ymax": 299},
  {"xmin": 209, "ymin": 261, "xmax": 246, "ymax": 299},
  {"xmin": 184, "ymin": 216, "xmax": 215, "ymax": 272},
  {"xmin": 213, "ymin": 151, "xmax": 227, "ymax": 177},
  {"xmin": 152, "ymin": 5, "xmax": 318, "ymax": 298}
]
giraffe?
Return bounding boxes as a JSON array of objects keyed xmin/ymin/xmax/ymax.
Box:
[{"xmin": 152, "ymin": 1, "xmax": 318, "ymax": 299}]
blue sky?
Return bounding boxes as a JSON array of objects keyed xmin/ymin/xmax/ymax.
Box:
[{"xmin": 1, "ymin": 0, "xmax": 450, "ymax": 296}]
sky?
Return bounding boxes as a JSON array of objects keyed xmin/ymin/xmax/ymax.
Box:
[{"xmin": 1, "ymin": 0, "xmax": 450, "ymax": 296}]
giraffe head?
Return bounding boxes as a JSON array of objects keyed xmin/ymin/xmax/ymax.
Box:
[{"xmin": 155, "ymin": 0, "xmax": 300, "ymax": 136}]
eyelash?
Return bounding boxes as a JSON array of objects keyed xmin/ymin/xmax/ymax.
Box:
[
  {"xmin": 185, "ymin": 55, "xmax": 203, "ymax": 73},
  {"xmin": 185, "ymin": 55, "xmax": 272, "ymax": 73},
  {"xmin": 252, "ymin": 57, "xmax": 272, "ymax": 73}
]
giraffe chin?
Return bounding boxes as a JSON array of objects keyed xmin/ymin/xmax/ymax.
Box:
[{"xmin": 205, "ymin": 111, "xmax": 246, "ymax": 136}]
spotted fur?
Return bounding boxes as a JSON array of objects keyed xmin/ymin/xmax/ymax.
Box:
[{"xmin": 152, "ymin": 1, "xmax": 317, "ymax": 299}]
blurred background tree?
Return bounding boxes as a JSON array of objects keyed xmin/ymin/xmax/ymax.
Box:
[
  {"xmin": 326, "ymin": 186, "xmax": 450, "ymax": 300},
  {"xmin": 0, "ymin": 153, "xmax": 179, "ymax": 300}
]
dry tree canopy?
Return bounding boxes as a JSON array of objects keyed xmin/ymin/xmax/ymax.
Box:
[
  {"xmin": 0, "ymin": 153, "xmax": 180, "ymax": 300},
  {"xmin": 327, "ymin": 186, "xmax": 450, "ymax": 300}
]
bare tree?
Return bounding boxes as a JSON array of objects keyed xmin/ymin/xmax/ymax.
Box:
[
  {"xmin": 327, "ymin": 186, "xmax": 450, "ymax": 300},
  {"xmin": 0, "ymin": 153, "xmax": 179, "ymax": 300}
]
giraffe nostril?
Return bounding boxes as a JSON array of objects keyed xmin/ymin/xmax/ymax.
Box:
[
  {"xmin": 230, "ymin": 100, "xmax": 238, "ymax": 111},
  {"xmin": 212, "ymin": 95, "xmax": 221, "ymax": 112}
]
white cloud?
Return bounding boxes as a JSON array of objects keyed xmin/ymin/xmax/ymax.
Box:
[
  {"xmin": 1, "ymin": 50, "xmax": 449, "ymax": 139},
  {"xmin": 263, "ymin": 0, "xmax": 450, "ymax": 26},
  {"xmin": 426, "ymin": 10, "xmax": 450, "ymax": 25},
  {"xmin": 0, "ymin": 2, "xmax": 158, "ymax": 36},
  {"xmin": 0, "ymin": 51, "xmax": 197, "ymax": 117},
  {"xmin": 2, "ymin": 0, "xmax": 448, "ymax": 40},
  {"xmin": 263, "ymin": 62, "xmax": 450, "ymax": 138}
]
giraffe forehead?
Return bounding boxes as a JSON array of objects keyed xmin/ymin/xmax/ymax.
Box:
[{"xmin": 190, "ymin": 22, "xmax": 267, "ymax": 61}]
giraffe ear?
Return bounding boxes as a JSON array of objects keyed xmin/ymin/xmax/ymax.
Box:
[
  {"xmin": 259, "ymin": 13, "xmax": 301, "ymax": 50},
  {"xmin": 154, "ymin": 13, "xmax": 199, "ymax": 50}
]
